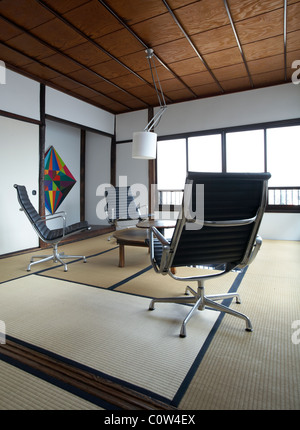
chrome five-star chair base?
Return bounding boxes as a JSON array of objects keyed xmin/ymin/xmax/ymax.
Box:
[
  {"xmin": 28, "ymin": 243, "xmax": 87, "ymax": 272},
  {"xmin": 149, "ymin": 278, "xmax": 253, "ymax": 338}
]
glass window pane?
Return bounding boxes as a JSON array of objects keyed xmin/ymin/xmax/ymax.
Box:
[
  {"xmin": 267, "ymin": 125, "xmax": 300, "ymax": 187},
  {"xmin": 226, "ymin": 129, "xmax": 264, "ymax": 173},
  {"xmin": 157, "ymin": 139, "xmax": 186, "ymax": 190},
  {"xmin": 188, "ymin": 134, "xmax": 222, "ymax": 172}
]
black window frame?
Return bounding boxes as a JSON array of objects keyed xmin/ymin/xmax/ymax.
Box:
[{"xmin": 157, "ymin": 118, "xmax": 300, "ymax": 213}]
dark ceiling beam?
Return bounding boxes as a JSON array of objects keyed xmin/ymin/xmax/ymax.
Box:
[
  {"xmin": 283, "ymin": 0, "xmax": 287, "ymax": 81},
  {"xmin": 97, "ymin": 0, "xmax": 198, "ymax": 99},
  {"xmin": 36, "ymin": 0, "xmax": 167, "ymax": 99},
  {"xmin": 162, "ymin": 0, "xmax": 224, "ymax": 94},
  {"xmin": 223, "ymin": 0, "xmax": 254, "ymax": 88},
  {"xmin": 0, "ymin": 14, "xmax": 148, "ymax": 110},
  {"xmin": 0, "ymin": 40, "xmax": 128, "ymax": 113}
]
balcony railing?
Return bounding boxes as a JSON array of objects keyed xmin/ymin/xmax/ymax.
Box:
[
  {"xmin": 158, "ymin": 189, "xmax": 184, "ymax": 208},
  {"xmin": 158, "ymin": 187, "xmax": 300, "ymax": 213},
  {"xmin": 267, "ymin": 187, "xmax": 300, "ymax": 212}
]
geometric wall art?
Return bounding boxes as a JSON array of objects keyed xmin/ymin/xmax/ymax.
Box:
[{"xmin": 44, "ymin": 146, "xmax": 76, "ymax": 214}]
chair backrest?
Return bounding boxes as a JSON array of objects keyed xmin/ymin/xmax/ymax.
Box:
[
  {"xmin": 14, "ymin": 184, "xmax": 51, "ymax": 241},
  {"xmin": 105, "ymin": 186, "xmax": 141, "ymax": 222},
  {"xmin": 167, "ymin": 172, "xmax": 271, "ymax": 270}
]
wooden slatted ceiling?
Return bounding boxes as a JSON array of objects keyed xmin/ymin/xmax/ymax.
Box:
[{"xmin": 0, "ymin": 0, "xmax": 299, "ymax": 114}]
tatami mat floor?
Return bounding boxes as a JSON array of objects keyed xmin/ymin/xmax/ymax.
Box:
[
  {"xmin": 0, "ymin": 234, "xmax": 299, "ymax": 410},
  {"xmin": 0, "ymin": 359, "xmax": 102, "ymax": 410}
]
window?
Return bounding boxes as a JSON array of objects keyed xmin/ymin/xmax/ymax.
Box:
[
  {"xmin": 157, "ymin": 139, "xmax": 186, "ymax": 209},
  {"xmin": 226, "ymin": 129, "xmax": 265, "ymax": 173},
  {"xmin": 266, "ymin": 125, "xmax": 300, "ymax": 211},
  {"xmin": 267, "ymin": 126, "xmax": 300, "ymax": 186},
  {"xmin": 188, "ymin": 134, "xmax": 222, "ymax": 172},
  {"xmin": 155, "ymin": 120, "xmax": 300, "ymax": 213},
  {"xmin": 157, "ymin": 139, "xmax": 186, "ymax": 190}
]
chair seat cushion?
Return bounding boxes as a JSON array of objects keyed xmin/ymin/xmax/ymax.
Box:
[{"xmin": 45, "ymin": 221, "xmax": 90, "ymax": 241}]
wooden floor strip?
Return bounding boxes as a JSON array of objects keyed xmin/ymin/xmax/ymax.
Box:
[{"xmin": 0, "ymin": 339, "xmax": 176, "ymax": 410}]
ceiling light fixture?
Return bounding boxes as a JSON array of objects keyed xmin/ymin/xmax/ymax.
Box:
[{"xmin": 132, "ymin": 49, "xmax": 167, "ymax": 159}]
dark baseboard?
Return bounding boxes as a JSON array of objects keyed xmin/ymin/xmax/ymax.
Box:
[{"xmin": 0, "ymin": 225, "xmax": 115, "ymax": 259}]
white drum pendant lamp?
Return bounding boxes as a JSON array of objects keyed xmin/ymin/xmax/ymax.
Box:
[
  {"xmin": 132, "ymin": 131, "xmax": 157, "ymax": 159},
  {"xmin": 132, "ymin": 49, "xmax": 167, "ymax": 160}
]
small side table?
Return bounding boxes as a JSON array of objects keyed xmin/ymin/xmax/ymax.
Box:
[{"xmin": 113, "ymin": 228, "xmax": 148, "ymax": 267}]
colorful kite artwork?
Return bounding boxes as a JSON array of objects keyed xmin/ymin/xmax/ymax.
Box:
[{"xmin": 44, "ymin": 146, "xmax": 76, "ymax": 214}]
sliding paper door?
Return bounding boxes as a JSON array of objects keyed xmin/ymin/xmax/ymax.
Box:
[{"xmin": 0, "ymin": 116, "xmax": 39, "ymax": 254}]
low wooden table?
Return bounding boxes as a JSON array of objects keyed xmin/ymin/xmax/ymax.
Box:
[
  {"xmin": 136, "ymin": 219, "xmax": 176, "ymax": 229},
  {"xmin": 113, "ymin": 228, "xmax": 148, "ymax": 267}
]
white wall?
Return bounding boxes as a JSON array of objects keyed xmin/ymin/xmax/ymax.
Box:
[
  {"xmin": 85, "ymin": 131, "xmax": 111, "ymax": 225},
  {"xmin": 1, "ymin": 65, "xmax": 299, "ymax": 249},
  {"xmin": 116, "ymin": 142, "xmax": 148, "ymax": 187},
  {"xmin": 0, "ymin": 69, "xmax": 40, "ymax": 120},
  {"xmin": 260, "ymin": 213, "xmax": 300, "ymax": 241},
  {"xmin": 115, "ymin": 110, "xmax": 149, "ymax": 195},
  {"xmin": 116, "ymin": 83, "xmax": 300, "ymax": 240},
  {"xmin": 116, "ymin": 109, "xmax": 148, "ymax": 142},
  {"xmin": 46, "ymin": 87, "xmax": 115, "ymax": 135},
  {"xmin": 0, "ymin": 68, "xmax": 116, "ymax": 254},
  {"xmin": 0, "ymin": 70, "xmax": 40, "ymax": 254},
  {"xmin": 45, "ymin": 120, "xmax": 81, "ymax": 227},
  {"xmin": 45, "ymin": 89, "xmax": 115, "ymax": 229},
  {"xmin": 116, "ymin": 83, "xmax": 300, "ymax": 141},
  {"xmin": 0, "ymin": 116, "xmax": 39, "ymax": 254},
  {"xmin": 155, "ymin": 83, "xmax": 300, "ymax": 135}
]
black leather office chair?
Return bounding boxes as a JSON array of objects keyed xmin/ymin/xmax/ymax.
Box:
[
  {"xmin": 148, "ymin": 172, "xmax": 271, "ymax": 337},
  {"xmin": 105, "ymin": 186, "xmax": 147, "ymax": 239},
  {"xmin": 14, "ymin": 184, "xmax": 91, "ymax": 272}
]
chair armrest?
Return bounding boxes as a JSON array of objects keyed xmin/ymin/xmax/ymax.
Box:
[
  {"xmin": 149, "ymin": 227, "xmax": 171, "ymax": 274},
  {"xmin": 247, "ymin": 235, "xmax": 262, "ymax": 265},
  {"xmin": 40, "ymin": 211, "xmax": 67, "ymax": 235},
  {"xmin": 150, "ymin": 226, "xmax": 170, "ymax": 246},
  {"xmin": 105, "ymin": 208, "xmax": 115, "ymax": 221},
  {"xmin": 236, "ymin": 235, "xmax": 263, "ymax": 269},
  {"xmin": 41, "ymin": 211, "xmax": 66, "ymax": 220},
  {"xmin": 137, "ymin": 207, "xmax": 156, "ymax": 220}
]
